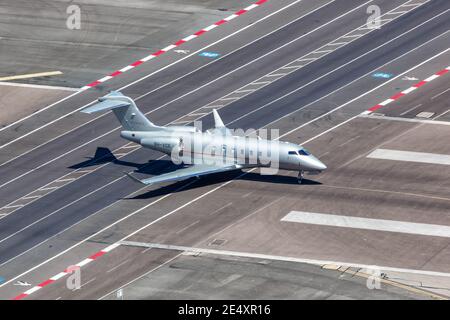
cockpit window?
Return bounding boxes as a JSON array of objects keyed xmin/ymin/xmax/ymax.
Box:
[
  {"xmin": 298, "ymin": 149, "xmax": 310, "ymax": 156},
  {"xmin": 288, "ymin": 151, "xmax": 298, "ymax": 155}
]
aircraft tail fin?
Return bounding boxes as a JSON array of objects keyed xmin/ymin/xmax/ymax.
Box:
[
  {"xmin": 213, "ymin": 109, "xmax": 225, "ymax": 128},
  {"xmin": 81, "ymin": 91, "xmax": 161, "ymax": 131}
]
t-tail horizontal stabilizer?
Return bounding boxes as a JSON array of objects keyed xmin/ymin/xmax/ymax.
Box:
[{"xmin": 81, "ymin": 91, "xmax": 159, "ymax": 132}]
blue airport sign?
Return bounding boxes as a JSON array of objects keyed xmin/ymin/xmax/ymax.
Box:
[
  {"xmin": 372, "ymin": 72, "xmax": 393, "ymax": 79},
  {"xmin": 199, "ymin": 52, "xmax": 221, "ymax": 58}
]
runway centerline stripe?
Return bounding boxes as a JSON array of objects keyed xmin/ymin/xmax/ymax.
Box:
[
  {"xmin": 80, "ymin": 0, "xmax": 269, "ymax": 91},
  {"xmin": 282, "ymin": 211, "xmax": 450, "ymax": 238}
]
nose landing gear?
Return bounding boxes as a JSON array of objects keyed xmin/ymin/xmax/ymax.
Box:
[{"xmin": 297, "ymin": 170, "xmax": 304, "ymax": 184}]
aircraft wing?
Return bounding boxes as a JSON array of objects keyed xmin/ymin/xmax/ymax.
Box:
[{"xmin": 125, "ymin": 163, "xmax": 241, "ymax": 186}]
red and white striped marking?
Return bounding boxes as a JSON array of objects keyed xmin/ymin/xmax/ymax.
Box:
[
  {"xmin": 79, "ymin": 0, "xmax": 268, "ymax": 91},
  {"xmin": 12, "ymin": 243, "xmax": 120, "ymax": 300},
  {"xmin": 362, "ymin": 66, "xmax": 450, "ymax": 115}
]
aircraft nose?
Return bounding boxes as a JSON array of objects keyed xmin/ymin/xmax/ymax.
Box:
[
  {"xmin": 314, "ymin": 160, "xmax": 327, "ymax": 171},
  {"xmin": 302, "ymin": 156, "xmax": 327, "ymax": 171}
]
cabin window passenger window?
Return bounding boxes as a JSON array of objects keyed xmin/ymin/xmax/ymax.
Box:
[{"xmin": 288, "ymin": 151, "xmax": 297, "ymax": 155}]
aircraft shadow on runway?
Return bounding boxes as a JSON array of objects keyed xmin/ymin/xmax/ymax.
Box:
[{"xmin": 69, "ymin": 147, "xmax": 321, "ymax": 200}]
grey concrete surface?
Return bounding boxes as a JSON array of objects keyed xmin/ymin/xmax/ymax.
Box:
[
  {"xmin": 0, "ymin": 0, "xmax": 449, "ymax": 300},
  {"xmin": 0, "ymin": 84, "xmax": 72, "ymax": 127},
  {"xmin": 99, "ymin": 253, "xmax": 425, "ymax": 300},
  {"xmin": 25, "ymin": 52, "xmax": 450, "ymax": 300},
  {"xmin": 0, "ymin": 0, "xmax": 255, "ymax": 88}
]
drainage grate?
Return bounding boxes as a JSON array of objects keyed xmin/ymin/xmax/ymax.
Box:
[
  {"xmin": 209, "ymin": 239, "xmax": 227, "ymax": 246},
  {"xmin": 416, "ymin": 111, "xmax": 435, "ymax": 118}
]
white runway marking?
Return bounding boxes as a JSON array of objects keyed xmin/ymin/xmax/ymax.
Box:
[
  {"xmin": 0, "ymin": 81, "xmax": 79, "ymax": 92},
  {"xmin": 0, "ymin": 71, "xmax": 62, "ymax": 81},
  {"xmin": 399, "ymin": 103, "xmax": 422, "ymax": 115},
  {"xmin": 360, "ymin": 113, "xmax": 450, "ymax": 126},
  {"xmin": 431, "ymin": 87, "xmax": 450, "ymax": 100},
  {"xmin": 281, "ymin": 211, "xmax": 450, "ymax": 238},
  {"xmin": 367, "ymin": 149, "xmax": 450, "ymax": 166},
  {"xmin": 118, "ymin": 241, "xmax": 450, "ymax": 278}
]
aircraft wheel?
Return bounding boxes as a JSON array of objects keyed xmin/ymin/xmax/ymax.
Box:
[{"xmin": 297, "ymin": 171, "xmax": 304, "ymax": 184}]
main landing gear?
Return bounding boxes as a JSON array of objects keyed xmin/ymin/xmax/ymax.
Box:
[{"xmin": 297, "ymin": 170, "xmax": 304, "ymax": 184}]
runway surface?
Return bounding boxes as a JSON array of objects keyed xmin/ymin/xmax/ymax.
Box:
[{"xmin": 0, "ymin": 0, "xmax": 449, "ymax": 299}]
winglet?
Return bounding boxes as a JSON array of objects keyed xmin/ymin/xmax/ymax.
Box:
[
  {"xmin": 124, "ymin": 172, "xmax": 150, "ymax": 185},
  {"xmin": 213, "ymin": 109, "xmax": 225, "ymax": 128}
]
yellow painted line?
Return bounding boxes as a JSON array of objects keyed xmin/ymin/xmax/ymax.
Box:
[{"xmin": 0, "ymin": 71, "xmax": 63, "ymax": 81}]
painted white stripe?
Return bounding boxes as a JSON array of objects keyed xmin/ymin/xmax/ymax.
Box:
[
  {"xmin": 21, "ymin": 195, "xmax": 40, "ymax": 200},
  {"xmin": 203, "ymin": 24, "xmax": 218, "ymax": 31},
  {"xmin": 224, "ymin": 14, "xmax": 239, "ymax": 21},
  {"xmin": 328, "ymin": 42, "xmax": 348, "ymax": 46},
  {"xmin": 367, "ymin": 149, "xmax": 450, "ymax": 166},
  {"xmin": 282, "ymin": 211, "xmax": 450, "ymax": 238},
  {"xmin": 140, "ymin": 55, "xmax": 155, "ymax": 62},
  {"xmin": 24, "ymin": 286, "xmax": 41, "ymax": 295},
  {"xmin": 75, "ymin": 258, "xmax": 93, "ymax": 268},
  {"xmin": 360, "ymin": 114, "xmax": 450, "ymax": 126},
  {"xmin": 399, "ymin": 103, "xmax": 422, "ymax": 115},
  {"xmin": 313, "ymin": 50, "xmax": 333, "ymax": 54},
  {"xmin": 219, "ymin": 97, "xmax": 239, "ymax": 101},
  {"xmin": 76, "ymin": 170, "xmax": 93, "ymax": 174},
  {"xmin": 401, "ymin": 3, "xmax": 421, "ymax": 7},
  {"xmin": 431, "ymin": 87, "xmax": 450, "ymax": 100},
  {"xmin": 0, "ymin": 81, "xmax": 79, "ymax": 92},
  {"xmin": 120, "ymin": 144, "xmax": 140, "ymax": 149},
  {"xmin": 203, "ymin": 105, "xmax": 224, "ymax": 109},
  {"xmin": 386, "ymin": 10, "xmax": 408, "ymax": 15},
  {"xmin": 102, "ymin": 243, "xmax": 121, "ymax": 253},
  {"xmin": 342, "ymin": 34, "xmax": 362, "ymax": 38},
  {"xmin": 401, "ymin": 86, "xmax": 417, "ymax": 94},
  {"xmin": 56, "ymin": 178, "xmax": 75, "ymax": 182},
  {"xmin": 119, "ymin": 65, "xmax": 134, "ymax": 72},
  {"xmin": 282, "ymin": 65, "xmax": 302, "ymax": 69},
  {"xmin": 235, "ymin": 89, "xmax": 255, "ymax": 93},
  {"xmin": 185, "ymin": 112, "xmax": 208, "ymax": 117},
  {"xmin": 162, "ymin": 44, "xmax": 177, "ymax": 52},
  {"xmin": 98, "ymin": 76, "xmax": 113, "ymax": 82},
  {"xmin": 50, "ymin": 272, "xmax": 68, "ymax": 281},
  {"xmin": 118, "ymin": 241, "xmax": 450, "ymax": 278},
  {"xmin": 182, "ymin": 34, "xmax": 197, "ymax": 42},
  {"xmin": 244, "ymin": 4, "xmax": 258, "ymax": 10},
  {"xmin": 0, "ymin": 71, "xmax": 62, "ymax": 81},
  {"xmin": 424, "ymin": 74, "xmax": 439, "ymax": 82},
  {"xmin": 4, "ymin": 205, "xmax": 23, "ymax": 209},
  {"xmin": 379, "ymin": 98, "xmax": 394, "ymax": 106},
  {"xmin": 38, "ymin": 186, "xmax": 58, "ymax": 191}
]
